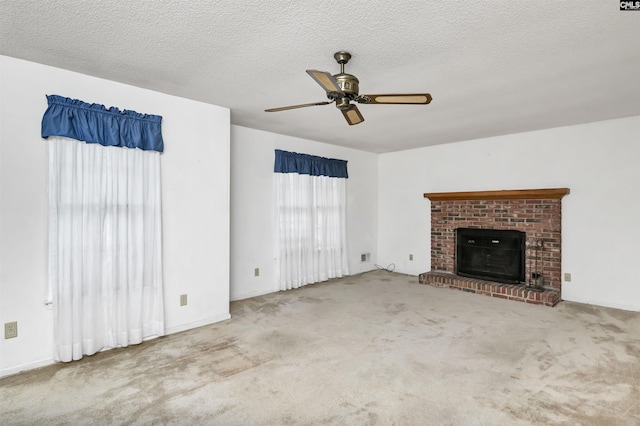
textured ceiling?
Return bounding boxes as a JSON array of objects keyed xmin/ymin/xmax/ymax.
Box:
[{"xmin": 1, "ymin": 1, "xmax": 639, "ymax": 153}]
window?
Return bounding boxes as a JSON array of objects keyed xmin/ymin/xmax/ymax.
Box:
[
  {"xmin": 43, "ymin": 95, "xmax": 165, "ymax": 362},
  {"xmin": 274, "ymin": 150, "xmax": 349, "ymax": 290}
]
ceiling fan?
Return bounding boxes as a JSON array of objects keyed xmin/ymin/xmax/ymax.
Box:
[{"xmin": 265, "ymin": 51, "xmax": 432, "ymax": 125}]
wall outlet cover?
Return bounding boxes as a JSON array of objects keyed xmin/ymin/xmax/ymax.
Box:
[{"xmin": 5, "ymin": 321, "xmax": 18, "ymax": 339}]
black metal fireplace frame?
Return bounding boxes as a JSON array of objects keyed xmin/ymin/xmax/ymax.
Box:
[{"xmin": 455, "ymin": 228, "xmax": 526, "ymax": 284}]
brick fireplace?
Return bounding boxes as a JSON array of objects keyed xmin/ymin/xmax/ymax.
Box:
[{"xmin": 418, "ymin": 188, "xmax": 569, "ymax": 306}]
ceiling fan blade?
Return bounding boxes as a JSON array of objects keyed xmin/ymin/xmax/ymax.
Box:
[
  {"xmin": 358, "ymin": 93, "xmax": 433, "ymax": 105},
  {"xmin": 306, "ymin": 70, "xmax": 343, "ymax": 94},
  {"xmin": 342, "ymin": 104, "xmax": 364, "ymax": 126},
  {"xmin": 265, "ymin": 101, "xmax": 331, "ymax": 112}
]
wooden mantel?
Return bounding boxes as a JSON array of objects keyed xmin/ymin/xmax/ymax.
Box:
[{"xmin": 423, "ymin": 188, "xmax": 570, "ymax": 201}]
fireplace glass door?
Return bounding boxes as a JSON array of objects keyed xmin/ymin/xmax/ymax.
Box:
[{"xmin": 455, "ymin": 228, "xmax": 525, "ymax": 284}]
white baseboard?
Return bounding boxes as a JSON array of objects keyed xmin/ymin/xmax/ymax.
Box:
[
  {"xmin": 164, "ymin": 313, "xmax": 231, "ymax": 335},
  {"xmin": 230, "ymin": 288, "xmax": 277, "ymax": 302},
  {"xmin": 0, "ymin": 358, "xmax": 56, "ymax": 379},
  {"xmin": 1, "ymin": 314, "xmax": 232, "ymax": 378},
  {"xmin": 561, "ymin": 295, "xmax": 640, "ymax": 312}
]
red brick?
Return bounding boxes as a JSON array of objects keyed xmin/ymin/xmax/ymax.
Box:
[{"xmin": 428, "ymin": 195, "xmax": 563, "ymax": 298}]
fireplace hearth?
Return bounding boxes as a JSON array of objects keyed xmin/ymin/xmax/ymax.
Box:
[{"xmin": 419, "ymin": 188, "xmax": 569, "ymax": 307}]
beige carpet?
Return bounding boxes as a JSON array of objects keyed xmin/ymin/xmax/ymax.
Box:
[{"xmin": 1, "ymin": 270, "xmax": 639, "ymax": 425}]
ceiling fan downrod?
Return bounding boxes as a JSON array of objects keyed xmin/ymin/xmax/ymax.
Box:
[{"xmin": 332, "ymin": 52, "xmax": 359, "ymax": 101}]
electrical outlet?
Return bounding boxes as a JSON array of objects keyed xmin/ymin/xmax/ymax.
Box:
[
  {"xmin": 254, "ymin": 267, "xmax": 260, "ymax": 277},
  {"xmin": 5, "ymin": 321, "xmax": 17, "ymax": 339},
  {"xmin": 180, "ymin": 294, "xmax": 188, "ymax": 306},
  {"xmin": 564, "ymin": 273, "xmax": 572, "ymax": 282},
  {"xmin": 409, "ymin": 254, "xmax": 414, "ymax": 261},
  {"xmin": 360, "ymin": 253, "xmax": 370, "ymax": 263}
]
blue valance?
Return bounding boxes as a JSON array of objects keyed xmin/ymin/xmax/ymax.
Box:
[
  {"xmin": 274, "ymin": 149, "xmax": 348, "ymax": 178},
  {"xmin": 41, "ymin": 95, "xmax": 164, "ymax": 152}
]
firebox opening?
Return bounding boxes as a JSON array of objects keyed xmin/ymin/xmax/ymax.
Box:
[{"xmin": 455, "ymin": 228, "xmax": 525, "ymax": 284}]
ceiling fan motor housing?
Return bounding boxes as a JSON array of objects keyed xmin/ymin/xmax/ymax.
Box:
[{"xmin": 333, "ymin": 73, "xmax": 359, "ymax": 99}]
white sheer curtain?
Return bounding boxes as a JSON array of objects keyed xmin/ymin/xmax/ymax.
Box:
[
  {"xmin": 276, "ymin": 172, "xmax": 349, "ymax": 290},
  {"xmin": 48, "ymin": 136, "xmax": 164, "ymax": 362}
]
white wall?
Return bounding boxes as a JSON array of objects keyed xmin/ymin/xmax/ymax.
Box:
[
  {"xmin": 0, "ymin": 56, "xmax": 231, "ymax": 376},
  {"xmin": 378, "ymin": 116, "xmax": 640, "ymax": 311},
  {"xmin": 230, "ymin": 125, "xmax": 378, "ymax": 301}
]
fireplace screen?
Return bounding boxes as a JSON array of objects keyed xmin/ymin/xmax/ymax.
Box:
[{"xmin": 455, "ymin": 228, "xmax": 525, "ymax": 284}]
